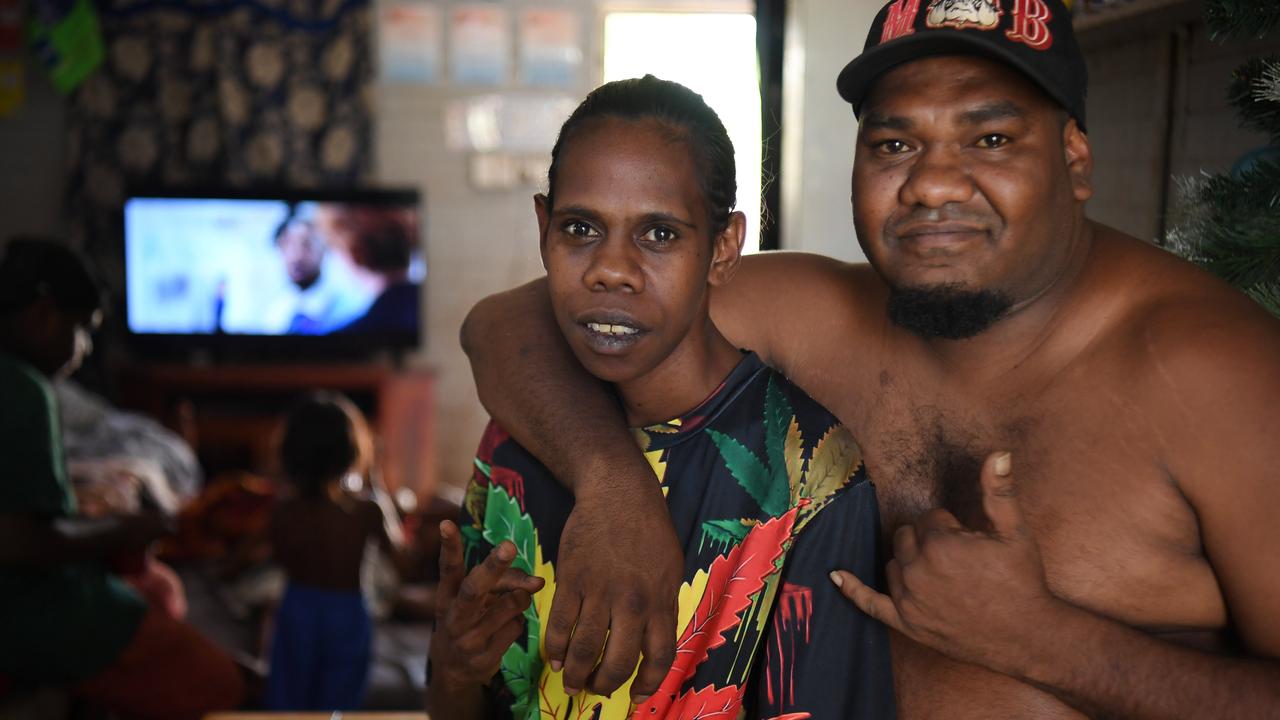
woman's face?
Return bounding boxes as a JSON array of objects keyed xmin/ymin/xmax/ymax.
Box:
[{"xmin": 537, "ymin": 117, "xmax": 739, "ymax": 386}]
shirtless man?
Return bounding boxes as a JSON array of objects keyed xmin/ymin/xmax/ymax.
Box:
[{"xmin": 461, "ymin": 0, "xmax": 1280, "ymax": 715}]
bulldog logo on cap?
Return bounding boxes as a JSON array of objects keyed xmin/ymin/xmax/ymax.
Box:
[{"xmin": 926, "ymin": 0, "xmax": 1002, "ymax": 31}]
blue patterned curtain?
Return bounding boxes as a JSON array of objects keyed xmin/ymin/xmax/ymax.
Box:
[{"xmin": 67, "ymin": 0, "xmax": 373, "ymax": 273}]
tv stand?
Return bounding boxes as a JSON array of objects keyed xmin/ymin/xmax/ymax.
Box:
[{"xmin": 117, "ymin": 362, "xmax": 437, "ymax": 501}]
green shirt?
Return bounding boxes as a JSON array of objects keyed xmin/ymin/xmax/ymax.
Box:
[{"xmin": 0, "ymin": 352, "xmax": 146, "ymax": 682}]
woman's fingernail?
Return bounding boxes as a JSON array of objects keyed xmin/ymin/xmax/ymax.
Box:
[{"xmin": 829, "ymin": 571, "xmax": 844, "ymax": 588}]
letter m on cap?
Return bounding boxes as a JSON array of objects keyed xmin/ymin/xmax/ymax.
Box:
[{"xmin": 880, "ymin": 0, "xmax": 922, "ymax": 43}]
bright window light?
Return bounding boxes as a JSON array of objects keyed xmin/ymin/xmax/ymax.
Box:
[{"xmin": 603, "ymin": 12, "xmax": 762, "ymax": 252}]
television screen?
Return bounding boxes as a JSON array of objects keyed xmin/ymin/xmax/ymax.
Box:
[{"xmin": 123, "ymin": 189, "xmax": 423, "ymax": 349}]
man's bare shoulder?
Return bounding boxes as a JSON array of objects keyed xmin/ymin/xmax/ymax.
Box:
[
  {"xmin": 713, "ymin": 252, "xmax": 888, "ymax": 397},
  {"xmin": 1101, "ymin": 229, "xmax": 1279, "ymax": 368},
  {"xmin": 733, "ymin": 251, "xmax": 885, "ymax": 308},
  {"xmin": 716, "ymin": 252, "xmax": 886, "ymax": 343},
  {"xmin": 1090, "ymin": 225, "xmax": 1280, "ymax": 436}
]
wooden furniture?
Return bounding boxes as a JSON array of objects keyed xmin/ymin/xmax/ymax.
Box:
[{"xmin": 118, "ymin": 363, "xmax": 437, "ymax": 501}]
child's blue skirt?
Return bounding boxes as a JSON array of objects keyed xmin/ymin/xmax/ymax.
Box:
[{"xmin": 265, "ymin": 582, "xmax": 372, "ymax": 711}]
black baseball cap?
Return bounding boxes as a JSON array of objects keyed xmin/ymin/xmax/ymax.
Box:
[{"xmin": 837, "ymin": 0, "xmax": 1087, "ymax": 131}]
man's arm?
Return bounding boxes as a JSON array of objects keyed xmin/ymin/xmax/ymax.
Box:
[
  {"xmin": 0, "ymin": 511, "xmax": 171, "ymax": 567},
  {"xmin": 462, "ymin": 278, "xmax": 681, "ymax": 699}
]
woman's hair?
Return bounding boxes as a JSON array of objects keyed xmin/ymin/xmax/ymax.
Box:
[
  {"xmin": 546, "ymin": 75, "xmax": 737, "ymax": 234},
  {"xmin": 278, "ymin": 391, "xmax": 372, "ymax": 498}
]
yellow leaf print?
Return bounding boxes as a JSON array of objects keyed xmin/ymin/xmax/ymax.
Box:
[
  {"xmin": 795, "ymin": 425, "xmax": 863, "ymax": 532},
  {"xmin": 783, "ymin": 415, "xmax": 805, "ymax": 504}
]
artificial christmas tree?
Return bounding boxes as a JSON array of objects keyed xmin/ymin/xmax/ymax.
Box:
[{"xmin": 1167, "ymin": 0, "xmax": 1280, "ymax": 317}]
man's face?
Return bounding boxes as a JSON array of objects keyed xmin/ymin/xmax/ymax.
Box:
[
  {"xmin": 536, "ymin": 117, "xmax": 739, "ymax": 385},
  {"xmin": 852, "ymin": 55, "xmax": 1093, "ymax": 334},
  {"xmin": 277, "ymin": 221, "xmax": 325, "ymax": 288}
]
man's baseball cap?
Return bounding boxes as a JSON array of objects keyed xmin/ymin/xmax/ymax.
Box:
[{"xmin": 837, "ymin": 0, "xmax": 1088, "ymax": 131}]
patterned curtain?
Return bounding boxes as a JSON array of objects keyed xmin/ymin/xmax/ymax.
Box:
[{"xmin": 66, "ymin": 0, "xmax": 373, "ymax": 278}]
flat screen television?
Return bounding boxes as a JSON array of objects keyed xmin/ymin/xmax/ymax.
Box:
[{"xmin": 122, "ymin": 188, "xmax": 424, "ymax": 360}]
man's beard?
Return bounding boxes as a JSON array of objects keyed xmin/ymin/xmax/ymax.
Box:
[{"xmin": 887, "ymin": 283, "xmax": 1013, "ymax": 340}]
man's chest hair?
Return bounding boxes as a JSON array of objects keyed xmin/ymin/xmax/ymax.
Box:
[{"xmin": 862, "ymin": 400, "xmax": 1040, "ymax": 535}]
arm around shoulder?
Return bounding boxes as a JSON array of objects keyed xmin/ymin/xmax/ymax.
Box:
[
  {"xmin": 711, "ymin": 252, "xmax": 879, "ymax": 376},
  {"xmin": 460, "ymin": 277, "xmax": 641, "ymax": 495}
]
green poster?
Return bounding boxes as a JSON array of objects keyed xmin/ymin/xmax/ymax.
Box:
[{"xmin": 26, "ymin": 0, "xmax": 103, "ymax": 94}]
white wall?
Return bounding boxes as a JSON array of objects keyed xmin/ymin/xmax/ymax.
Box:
[
  {"xmin": 376, "ymin": 83, "xmax": 551, "ymax": 494},
  {"xmin": 779, "ymin": 0, "xmax": 881, "ymax": 262}
]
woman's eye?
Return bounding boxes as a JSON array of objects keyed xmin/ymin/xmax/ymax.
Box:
[
  {"xmin": 977, "ymin": 134, "xmax": 1010, "ymax": 149},
  {"xmin": 642, "ymin": 226, "xmax": 677, "ymax": 243}
]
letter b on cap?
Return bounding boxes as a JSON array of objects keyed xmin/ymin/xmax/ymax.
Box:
[{"xmin": 1006, "ymin": 0, "xmax": 1054, "ymax": 50}]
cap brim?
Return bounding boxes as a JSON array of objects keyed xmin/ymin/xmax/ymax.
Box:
[{"xmin": 837, "ymin": 31, "xmax": 1076, "ymax": 126}]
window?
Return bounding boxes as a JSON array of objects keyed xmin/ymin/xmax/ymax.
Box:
[{"xmin": 603, "ymin": 11, "xmax": 763, "ymax": 251}]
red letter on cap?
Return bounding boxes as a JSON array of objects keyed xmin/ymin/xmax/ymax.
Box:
[
  {"xmin": 1006, "ymin": 0, "xmax": 1053, "ymax": 50},
  {"xmin": 880, "ymin": 0, "xmax": 921, "ymax": 43}
]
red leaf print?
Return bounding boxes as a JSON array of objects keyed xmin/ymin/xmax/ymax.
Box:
[
  {"xmin": 635, "ymin": 509, "xmax": 797, "ymax": 719},
  {"xmin": 671, "ymin": 684, "xmax": 743, "ymax": 720},
  {"xmin": 489, "ymin": 465, "xmax": 526, "ymax": 512},
  {"xmin": 476, "ymin": 422, "xmax": 511, "ymax": 464}
]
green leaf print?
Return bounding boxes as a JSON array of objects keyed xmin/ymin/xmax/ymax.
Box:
[
  {"xmin": 707, "ymin": 429, "xmax": 790, "ymax": 517},
  {"xmin": 480, "ymin": 483, "xmax": 543, "ymax": 718},
  {"xmin": 482, "ymin": 483, "xmax": 535, "ymax": 576},
  {"xmin": 699, "ymin": 518, "xmax": 752, "ymax": 553},
  {"xmin": 459, "ymin": 524, "xmax": 486, "ymax": 566},
  {"xmin": 763, "ymin": 376, "xmax": 796, "ymax": 489}
]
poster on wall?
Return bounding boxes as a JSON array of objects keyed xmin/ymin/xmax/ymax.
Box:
[
  {"xmin": 26, "ymin": 0, "xmax": 103, "ymax": 94},
  {"xmin": 450, "ymin": 5, "xmax": 510, "ymax": 86},
  {"xmin": 444, "ymin": 93, "xmax": 578, "ymax": 152},
  {"xmin": 378, "ymin": 1, "xmax": 442, "ymax": 84},
  {"xmin": 517, "ymin": 8, "xmax": 581, "ymax": 88}
]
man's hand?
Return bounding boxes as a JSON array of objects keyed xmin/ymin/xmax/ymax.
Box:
[
  {"xmin": 431, "ymin": 520, "xmax": 545, "ymax": 691},
  {"xmin": 545, "ymin": 480, "xmax": 681, "ymax": 703},
  {"xmin": 832, "ymin": 451, "xmax": 1062, "ymax": 673}
]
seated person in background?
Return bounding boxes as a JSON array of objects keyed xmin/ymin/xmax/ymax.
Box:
[
  {"xmin": 426, "ymin": 76, "xmax": 893, "ymax": 720},
  {"xmin": 267, "ymin": 390, "xmax": 406, "ymax": 711},
  {"xmin": 0, "ymin": 237, "xmax": 244, "ymax": 720},
  {"xmin": 316, "ymin": 203, "xmax": 420, "ymax": 335},
  {"xmin": 56, "ymin": 377, "xmax": 204, "ymax": 502}
]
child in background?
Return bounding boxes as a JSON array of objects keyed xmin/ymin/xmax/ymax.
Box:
[{"xmin": 267, "ymin": 391, "xmax": 404, "ymax": 711}]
